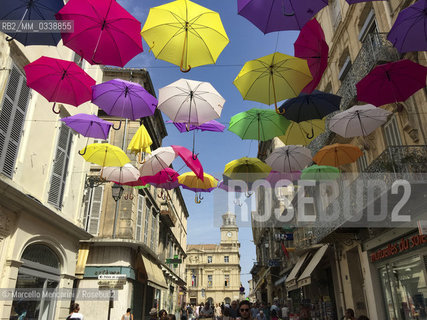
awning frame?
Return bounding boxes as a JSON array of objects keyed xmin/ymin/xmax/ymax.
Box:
[{"xmin": 297, "ymin": 245, "xmax": 329, "ymax": 288}]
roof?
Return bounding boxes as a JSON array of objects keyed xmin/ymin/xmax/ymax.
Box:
[{"xmin": 187, "ymin": 244, "xmax": 219, "ymax": 251}]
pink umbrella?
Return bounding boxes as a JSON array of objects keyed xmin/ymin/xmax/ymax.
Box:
[
  {"xmin": 265, "ymin": 171, "xmax": 301, "ymax": 186},
  {"xmin": 55, "ymin": 0, "xmax": 143, "ymax": 67},
  {"xmin": 140, "ymin": 168, "xmax": 179, "ymax": 185},
  {"xmin": 356, "ymin": 60, "xmax": 427, "ymax": 107},
  {"xmin": 24, "ymin": 56, "xmax": 95, "ymax": 114},
  {"xmin": 171, "ymin": 145, "xmax": 204, "ymax": 180}
]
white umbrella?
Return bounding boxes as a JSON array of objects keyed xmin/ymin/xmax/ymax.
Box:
[
  {"xmin": 139, "ymin": 146, "xmax": 177, "ymax": 177},
  {"xmin": 103, "ymin": 163, "xmax": 140, "ymax": 184},
  {"xmin": 158, "ymin": 79, "xmax": 225, "ymax": 125},
  {"xmin": 265, "ymin": 145, "xmax": 312, "ymax": 172},
  {"xmin": 329, "ymin": 104, "xmax": 392, "ymax": 138}
]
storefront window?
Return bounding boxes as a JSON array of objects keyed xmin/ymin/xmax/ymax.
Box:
[{"xmin": 379, "ymin": 255, "xmax": 427, "ymax": 320}]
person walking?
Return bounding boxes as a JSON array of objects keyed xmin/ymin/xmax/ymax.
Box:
[
  {"xmin": 230, "ymin": 301, "xmax": 239, "ymax": 319},
  {"xmin": 160, "ymin": 309, "xmax": 168, "ymax": 320},
  {"xmin": 67, "ymin": 303, "xmax": 84, "ymax": 320},
  {"xmin": 281, "ymin": 304, "xmax": 289, "ymax": 320},
  {"xmin": 215, "ymin": 303, "xmax": 222, "ymax": 320},
  {"xmin": 149, "ymin": 308, "xmax": 158, "ymax": 320},
  {"xmin": 122, "ymin": 308, "xmax": 134, "ymax": 320},
  {"xmin": 238, "ymin": 301, "xmax": 252, "ymax": 320},
  {"xmin": 200, "ymin": 303, "xmax": 213, "ymax": 319},
  {"xmin": 344, "ymin": 309, "xmax": 356, "ymax": 320},
  {"xmin": 250, "ymin": 303, "xmax": 259, "ymax": 319}
]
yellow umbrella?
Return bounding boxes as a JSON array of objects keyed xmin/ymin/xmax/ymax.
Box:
[
  {"xmin": 178, "ymin": 172, "xmax": 218, "ymax": 203},
  {"xmin": 233, "ymin": 52, "xmax": 312, "ymax": 114},
  {"xmin": 141, "ymin": 0, "xmax": 229, "ymax": 72},
  {"xmin": 80, "ymin": 143, "xmax": 130, "ymax": 167},
  {"xmin": 224, "ymin": 157, "xmax": 271, "ymax": 183},
  {"xmin": 279, "ymin": 119, "xmax": 325, "ymax": 146},
  {"xmin": 127, "ymin": 124, "xmax": 152, "ymax": 163}
]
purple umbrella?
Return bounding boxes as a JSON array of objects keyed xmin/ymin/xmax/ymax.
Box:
[
  {"xmin": 92, "ymin": 79, "xmax": 157, "ymax": 123},
  {"xmin": 346, "ymin": 0, "xmax": 384, "ymax": 4},
  {"xmin": 265, "ymin": 171, "xmax": 301, "ymax": 186},
  {"xmin": 387, "ymin": 0, "xmax": 427, "ymax": 53},
  {"xmin": 238, "ymin": 0, "xmax": 328, "ymax": 33}
]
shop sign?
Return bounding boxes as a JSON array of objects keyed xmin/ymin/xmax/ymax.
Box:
[
  {"xmin": 98, "ymin": 280, "xmax": 126, "ymax": 290},
  {"xmin": 268, "ymin": 259, "xmax": 281, "ymax": 267},
  {"xmin": 84, "ymin": 266, "xmax": 135, "ymax": 280},
  {"xmin": 370, "ymin": 234, "xmax": 427, "ymax": 262}
]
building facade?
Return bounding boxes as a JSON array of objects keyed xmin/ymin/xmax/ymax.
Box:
[{"xmin": 187, "ymin": 212, "xmax": 241, "ymax": 305}]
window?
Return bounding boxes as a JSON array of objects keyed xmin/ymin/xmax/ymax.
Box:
[
  {"xmin": 82, "ymin": 185, "xmax": 104, "ymax": 235},
  {"xmin": 150, "ymin": 208, "xmax": 157, "ymax": 251},
  {"xmin": 73, "ymin": 52, "xmax": 84, "ymax": 68},
  {"xmin": 329, "ymin": 0, "xmax": 342, "ymax": 31},
  {"xmin": 0, "ymin": 64, "xmax": 31, "ymax": 178},
  {"xmin": 191, "ymin": 270, "xmax": 197, "ymax": 287},
  {"xmin": 224, "ymin": 256, "xmax": 229, "ymax": 263},
  {"xmin": 357, "ymin": 151, "xmax": 369, "ymax": 172},
  {"xmin": 207, "ymin": 256, "xmax": 212, "ymax": 263},
  {"xmin": 338, "ymin": 56, "xmax": 352, "ymax": 81},
  {"xmin": 48, "ymin": 123, "xmax": 73, "ymax": 209},
  {"xmin": 144, "ymin": 202, "xmax": 151, "ymax": 244},
  {"xmin": 225, "ymin": 275, "xmax": 230, "ymax": 287},
  {"xmin": 358, "ymin": 10, "xmax": 378, "ymax": 42},
  {"xmin": 384, "ymin": 116, "xmax": 402, "ymax": 147},
  {"xmin": 207, "ymin": 275, "xmax": 213, "ymax": 287},
  {"xmin": 136, "ymin": 194, "xmax": 144, "ymax": 241}
]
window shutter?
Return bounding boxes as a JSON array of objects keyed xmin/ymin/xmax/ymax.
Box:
[
  {"xmin": 136, "ymin": 194, "xmax": 144, "ymax": 241},
  {"xmin": 0, "ymin": 64, "xmax": 30, "ymax": 178},
  {"xmin": 48, "ymin": 124, "xmax": 73, "ymax": 208},
  {"xmin": 384, "ymin": 117, "xmax": 402, "ymax": 147},
  {"xmin": 144, "ymin": 202, "xmax": 150, "ymax": 244},
  {"xmin": 88, "ymin": 186, "xmax": 103, "ymax": 235},
  {"xmin": 150, "ymin": 209, "xmax": 156, "ymax": 249}
]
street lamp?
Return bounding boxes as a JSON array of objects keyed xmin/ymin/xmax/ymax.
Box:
[{"xmin": 112, "ymin": 183, "xmax": 124, "ymax": 239}]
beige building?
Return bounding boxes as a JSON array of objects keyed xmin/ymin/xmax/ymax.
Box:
[{"xmin": 186, "ymin": 212, "xmax": 241, "ymax": 305}]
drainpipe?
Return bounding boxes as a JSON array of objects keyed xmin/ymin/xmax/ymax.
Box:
[{"xmin": 334, "ymin": 243, "xmax": 346, "ymax": 318}]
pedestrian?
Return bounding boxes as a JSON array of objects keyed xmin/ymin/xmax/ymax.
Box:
[
  {"xmin": 357, "ymin": 316, "xmax": 369, "ymax": 320},
  {"xmin": 215, "ymin": 303, "xmax": 222, "ymax": 320},
  {"xmin": 270, "ymin": 310, "xmax": 278, "ymax": 320},
  {"xmin": 160, "ymin": 309, "xmax": 168, "ymax": 320},
  {"xmin": 180, "ymin": 303, "xmax": 188, "ymax": 320},
  {"xmin": 255, "ymin": 310, "xmax": 266, "ymax": 320},
  {"xmin": 168, "ymin": 315, "xmax": 177, "ymax": 320},
  {"xmin": 230, "ymin": 301, "xmax": 239, "ymax": 319},
  {"xmin": 250, "ymin": 303, "xmax": 259, "ymax": 319},
  {"xmin": 344, "ymin": 308, "xmax": 356, "ymax": 320},
  {"xmin": 121, "ymin": 308, "xmax": 134, "ymax": 320},
  {"xmin": 238, "ymin": 301, "xmax": 252, "ymax": 320},
  {"xmin": 281, "ymin": 304, "xmax": 289, "ymax": 320},
  {"xmin": 200, "ymin": 303, "xmax": 213, "ymax": 319},
  {"xmin": 149, "ymin": 308, "xmax": 158, "ymax": 320},
  {"xmin": 67, "ymin": 303, "xmax": 84, "ymax": 320},
  {"xmin": 187, "ymin": 304, "xmax": 194, "ymax": 320},
  {"xmin": 222, "ymin": 307, "xmax": 232, "ymax": 320}
]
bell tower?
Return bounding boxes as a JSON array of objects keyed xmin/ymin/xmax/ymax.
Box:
[{"xmin": 220, "ymin": 212, "xmax": 238, "ymax": 243}]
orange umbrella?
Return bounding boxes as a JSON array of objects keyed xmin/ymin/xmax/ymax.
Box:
[{"xmin": 313, "ymin": 143, "xmax": 362, "ymax": 167}]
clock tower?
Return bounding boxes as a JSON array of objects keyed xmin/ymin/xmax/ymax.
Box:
[{"xmin": 220, "ymin": 212, "xmax": 239, "ymax": 243}]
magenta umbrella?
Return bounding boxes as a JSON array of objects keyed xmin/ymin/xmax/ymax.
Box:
[
  {"xmin": 294, "ymin": 19, "xmax": 329, "ymax": 94},
  {"xmin": 171, "ymin": 145, "xmax": 204, "ymax": 180},
  {"xmin": 55, "ymin": 0, "xmax": 143, "ymax": 67},
  {"xmin": 356, "ymin": 60, "xmax": 427, "ymax": 107},
  {"xmin": 24, "ymin": 56, "xmax": 95, "ymax": 114},
  {"xmin": 141, "ymin": 168, "xmax": 179, "ymax": 185}
]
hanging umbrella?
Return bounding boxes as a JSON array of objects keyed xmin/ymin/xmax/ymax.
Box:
[
  {"xmin": 128, "ymin": 124, "xmax": 153, "ymax": 163},
  {"xmin": 294, "ymin": 18, "xmax": 329, "ymax": 94},
  {"xmin": 171, "ymin": 145, "xmax": 204, "ymax": 180},
  {"xmin": 92, "ymin": 79, "xmax": 157, "ymax": 121},
  {"xmin": 265, "ymin": 146, "xmax": 312, "ymax": 173},
  {"xmin": 103, "ymin": 163, "xmax": 140, "ymax": 184},
  {"xmin": 301, "ymin": 165, "xmax": 339, "ymax": 180},
  {"xmin": 279, "ymin": 90, "xmax": 341, "ymax": 123},
  {"xmin": 61, "ymin": 114, "xmax": 112, "ymax": 139},
  {"xmin": 265, "ymin": 171, "xmax": 301, "ymax": 186},
  {"xmin": 1, "ymin": 0, "xmax": 63, "ymax": 45},
  {"xmin": 178, "ymin": 172, "xmax": 218, "ymax": 203},
  {"xmin": 313, "ymin": 143, "xmax": 362, "ymax": 167},
  {"xmin": 356, "ymin": 60, "xmax": 427, "ymax": 107},
  {"xmin": 329, "ymin": 104, "xmax": 392, "ymax": 138},
  {"xmin": 233, "ymin": 52, "xmax": 312, "ymax": 114},
  {"xmin": 141, "ymin": 168, "xmax": 179, "ymax": 185},
  {"xmin": 346, "ymin": 0, "xmax": 385, "ymax": 4},
  {"xmin": 141, "ymin": 0, "xmax": 229, "ymax": 72},
  {"xmin": 223, "ymin": 157, "xmax": 272, "ymax": 183},
  {"xmin": 279, "ymin": 119, "xmax": 325, "ymax": 146},
  {"xmin": 80, "ymin": 143, "xmax": 130, "ymax": 167},
  {"xmin": 24, "ymin": 56, "xmax": 95, "ymax": 113},
  {"xmin": 388, "ymin": 0, "xmax": 427, "ymax": 53},
  {"xmin": 55, "ymin": 0, "xmax": 143, "ymax": 67},
  {"xmin": 237, "ymin": 0, "xmax": 328, "ymax": 33},
  {"xmin": 158, "ymin": 79, "xmax": 225, "ymax": 125},
  {"xmin": 139, "ymin": 147, "xmax": 177, "ymax": 177}
]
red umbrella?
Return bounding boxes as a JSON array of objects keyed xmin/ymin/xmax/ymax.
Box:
[
  {"xmin": 55, "ymin": 0, "xmax": 143, "ymax": 67},
  {"xmin": 24, "ymin": 56, "xmax": 95, "ymax": 114},
  {"xmin": 294, "ymin": 18, "xmax": 329, "ymax": 94},
  {"xmin": 356, "ymin": 60, "xmax": 427, "ymax": 107},
  {"xmin": 171, "ymin": 145, "xmax": 204, "ymax": 181}
]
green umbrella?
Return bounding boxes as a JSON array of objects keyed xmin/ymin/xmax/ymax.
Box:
[
  {"xmin": 301, "ymin": 165, "xmax": 339, "ymax": 181},
  {"xmin": 228, "ymin": 108, "xmax": 290, "ymax": 141}
]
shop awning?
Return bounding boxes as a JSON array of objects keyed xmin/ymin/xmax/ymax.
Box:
[
  {"xmin": 274, "ymin": 274, "xmax": 287, "ymax": 286},
  {"xmin": 297, "ymin": 245, "xmax": 329, "ymax": 288},
  {"xmin": 285, "ymin": 252, "xmax": 309, "ymax": 291},
  {"xmin": 75, "ymin": 243, "xmax": 90, "ymax": 279},
  {"xmin": 250, "ymin": 267, "xmax": 270, "ymax": 296},
  {"xmin": 141, "ymin": 255, "xmax": 168, "ymax": 290}
]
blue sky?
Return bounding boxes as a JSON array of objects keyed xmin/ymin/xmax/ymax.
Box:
[{"xmin": 119, "ymin": 0, "xmax": 299, "ymax": 293}]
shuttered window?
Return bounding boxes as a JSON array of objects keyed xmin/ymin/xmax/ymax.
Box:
[
  {"xmin": 73, "ymin": 52, "xmax": 84, "ymax": 68},
  {"xmin": 136, "ymin": 194, "xmax": 144, "ymax": 241},
  {"xmin": 144, "ymin": 202, "xmax": 150, "ymax": 244},
  {"xmin": 0, "ymin": 64, "xmax": 31, "ymax": 178},
  {"xmin": 357, "ymin": 151, "xmax": 369, "ymax": 172},
  {"xmin": 384, "ymin": 116, "xmax": 402, "ymax": 147},
  {"xmin": 329, "ymin": 0, "xmax": 341, "ymax": 31},
  {"xmin": 150, "ymin": 208, "xmax": 157, "ymax": 251},
  {"xmin": 48, "ymin": 123, "xmax": 73, "ymax": 209},
  {"xmin": 82, "ymin": 185, "xmax": 104, "ymax": 235}
]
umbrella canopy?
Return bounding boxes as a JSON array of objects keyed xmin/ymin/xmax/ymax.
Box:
[
  {"xmin": 233, "ymin": 52, "xmax": 312, "ymax": 114},
  {"xmin": 55, "ymin": 0, "xmax": 143, "ymax": 67},
  {"xmin": 388, "ymin": 0, "xmax": 427, "ymax": 53},
  {"xmin": 265, "ymin": 171, "xmax": 301, "ymax": 186},
  {"xmin": 228, "ymin": 108, "xmax": 290, "ymax": 141},
  {"xmin": 24, "ymin": 56, "xmax": 95, "ymax": 112},
  {"xmin": 279, "ymin": 119, "xmax": 325, "ymax": 146},
  {"xmin": 179, "ymin": 172, "xmax": 218, "ymax": 192},
  {"xmin": 301, "ymin": 165, "xmax": 340, "ymax": 180},
  {"xmin": 265, "ymin": 145, "xmax": 312, "ymax": 172},
  {"xmin": 294, "ymin": 18, "xmax": 329, "ymax": 94},
  {"xmin": 158, "ymin": 79, "xmax": 225, "ymax": 125},
  {"xmin": 279, "ymin": 90, "xmax": 341, "ymax": 122},
  {"xmin": 356, "ymin": 60, "xmax": 427, "ymax": 107},
  {"xmin": 141, "ymin": 168, "xmax": 179, "ymax": 185},
  {"xmin": 329, "ymin": 104, "xmax": 392, "ymax": 138},
  {"xmin": 141, "ymin": 0, "xmax": 229, "ymax": 72},
  {"xmin": 92, "ymin": 79, "xmax": 157, "ymax": 120},
  {"xmin": 128, "ymin": 124, "xmax": 153, "ymax": 156},
  {"xmin": 167, "ymin": 120, "xmax": 226, "ymax": 133},
  {"xmin": 313, "ymin": 143, "xmax": 362, "ymax": 167},
  {"xmin": 237, "ymin": 0, "xmax": 328, "ymax": 33},
  {"xmin": 1, "ymin": 0, "xmax": 63, "ymax": 45},
  {"xmin": 80, "ymin": 143, "xmax": 130, "ymax": 167},
  {"xmin": 346, "ymin": 0, "xmax": 384, "ymax": 3},
  {"xmin": 103, "ymin": 163, "xmax": 140, "ymax": 184},
  {"xmin": 224, "ymin": 157, "xmax": 272, "ymax": 182},
  {"xmin": 139, "ymin": 147, "xmax": 177, "ymax": 177},
  {"xmin": 171, "ymin": 145, "xmax": 204, "ymax": 180},
  {"xmin": 60, "ymin": 114, "xmax": 112, "ymax": 139}
]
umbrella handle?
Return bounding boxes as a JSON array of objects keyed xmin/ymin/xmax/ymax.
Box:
[
  {"xmin": 180, "ymin": 64, "xmax": 192, "ymax": 73},
  {"xmin": 275, "ymin": 103, "xmax": 285, "ymax": 115},
  {"xmin": 52, "ymin": 103, "xmax": 61, "ymax": 114},
  {"xmin": 6, "ymin": 35, "xmax": 15, "ymax": 42},
  {"xmin": 234, "ymin": 199, "xmax": 243, "ymax": 207},
  {"xmin": 245, "ymin": 191, "xmax": 253, "ymax": 198},
  {"xmin": 199, "ymin": 193, "xmax": 204, "ymax": 200},
  {"xmin": 192, "ymin": 153, "xmax": 199, "ymax": 160},
  {"xmin": 112, "ymin": 120, "xmax": 122, "ymax": 130},
  {"xmin": 78, "ymin": 145, "xmax": 88, "ymax": 155},
  {"xmin": 195, "ymin": 194, "xmax": 201, "ymax": 204},
  {"xmin": 306, "ymin": 128, "xmax": 314, "ymax": 139}
]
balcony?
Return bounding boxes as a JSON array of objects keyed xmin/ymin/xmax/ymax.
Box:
[{"xmin": 159, "ymin": 202, "xmax": 177, "ymax": 227}]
